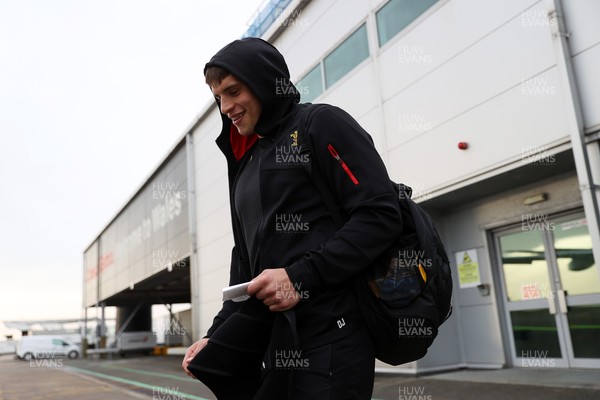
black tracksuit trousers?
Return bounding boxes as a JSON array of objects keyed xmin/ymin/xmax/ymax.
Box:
[
  {"xmin": 189, "ymin": 297, "xmax": 375, "ymax": 400},
  {"xmin": 266, "ymin": 325, "xmax": 376, "ymax": 400}
]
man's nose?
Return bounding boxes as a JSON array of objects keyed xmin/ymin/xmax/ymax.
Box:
[{"xmin": 220, "ymin": 97, "xmax": 232, "ymax": 115}]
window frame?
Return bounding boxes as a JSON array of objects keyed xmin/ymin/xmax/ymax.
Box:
[
  {"xmin": 296, "ymin": 62, "xmax": 325, "ymax": 103},
  {"xmin": 294, "ymin": 18, "xmax": 372, "ymax": 101},
  {"xmin": 374, "ymin": 0, "xmax": 444, "ymax": 52},
  {"xmin": 323, "ymin": 22, "xmax": 371, "ymax": 90}
]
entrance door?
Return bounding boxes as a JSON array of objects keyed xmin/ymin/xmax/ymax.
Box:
[{"xmin": 495, "ymin": 213, "xmax": 600, "ymax": 368}]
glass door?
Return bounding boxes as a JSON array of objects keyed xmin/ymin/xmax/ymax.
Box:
[
  {"xmin": 550, "ymin": 216, "xmax": 600, "ymax": 368},
  {"xmin": 495, "ymin": 213, "xmax": 600, "ymax": 369}
]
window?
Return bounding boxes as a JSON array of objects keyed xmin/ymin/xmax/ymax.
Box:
[
  {"xmin": 297, "ymin": 64, "xmax": 323, "ymax": 103},
  {"xmin": 323, "ymin": 24, "xmax": 369, "ymax": 88},
  {"xmin": 376, "ymin": 0, "xmax": 438, "ymax": 47}
]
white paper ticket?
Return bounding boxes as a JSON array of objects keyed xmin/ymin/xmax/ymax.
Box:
[{"xmin": 222, "ymin": 282, "xmax": 251, "ymax": 302}]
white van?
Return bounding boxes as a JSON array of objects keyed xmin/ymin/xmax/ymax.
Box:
[{"xmin": 16, "ymin": 335, "xmax": 80, "ymax": 360}]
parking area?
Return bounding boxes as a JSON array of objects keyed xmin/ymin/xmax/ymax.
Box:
[
  {"xmin": 1, "ymin": 354, "xmax": 599, "ymax": 399},
  {"xmin": 0, "ymin": 354, "xmax": 212, "ymax": 400},
  {"xmin": 0, "ymin": 354, "xmax": 144, "ymax": 399}
]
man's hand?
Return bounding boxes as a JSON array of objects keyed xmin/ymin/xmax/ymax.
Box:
[
  {"xmin": 182, "ymin": 338, "xmax": 209, "ymax": 379},
  {"xmin": 248, "ymin": 268, "xmax": 300, "ymax": 311}
]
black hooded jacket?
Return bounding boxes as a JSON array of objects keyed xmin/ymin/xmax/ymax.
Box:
[{"xmin": 204, "ymin": 38, "xmax": 402, "ymax": 348}]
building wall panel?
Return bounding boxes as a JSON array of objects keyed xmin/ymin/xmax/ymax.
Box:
[
  {"xmin": 572, "ymin": 46, "xmax": 600, "ymax": 130},
  {"xmin": 387, "ymin": 67, "xmax": 569, "ymax": 193},
  {"xmin": 377, "ymin": 0, "xmax": 540, "ymax": 101},
  {"xmin": 562, "ymin": 0, "xmax": 600, "ymax": 55}
]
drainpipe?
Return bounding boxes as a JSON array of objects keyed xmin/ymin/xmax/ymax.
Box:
[
  {"xmin": 549, "ymin": 0, "xmax": 600, "ymax": 269},
  {"xmin": 186, "ymin": 133, "xmax": 201, "ymax": 342}
]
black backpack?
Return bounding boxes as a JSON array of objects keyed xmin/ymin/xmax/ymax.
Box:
[{"xmin": 298, "ymin": 105, "xmax": 453, "ymax": 365}]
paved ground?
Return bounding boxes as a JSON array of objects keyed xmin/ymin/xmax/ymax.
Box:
[{"xmin": 1, "ymin": 354, "xmax": 599, "ymax": 399}]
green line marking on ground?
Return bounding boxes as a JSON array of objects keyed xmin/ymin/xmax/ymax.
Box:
[
  {"xmin": 66, "ymin": 366, "xmax": 210, "ymax": 400},
  {"xmin": 101, "ymin": 364, "xmax": 193, "ymax": 382},
  {"xmin": 68, "ymin": 365, "xmax": 384, "ymax": 400}
]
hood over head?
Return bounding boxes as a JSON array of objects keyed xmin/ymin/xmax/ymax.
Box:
[{"xmin": 205, "ymin": 38, "xmax": 300, "ymax": 160}]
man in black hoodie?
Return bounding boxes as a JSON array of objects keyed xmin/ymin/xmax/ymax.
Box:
[{"xmin": 182, "ymin": 38, "xmax": 402, "ymax": 399}]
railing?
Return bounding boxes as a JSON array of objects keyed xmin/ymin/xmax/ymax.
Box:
[{"xmin": 242, "ymin": 0, "xmax": 294, "ymax": 38}]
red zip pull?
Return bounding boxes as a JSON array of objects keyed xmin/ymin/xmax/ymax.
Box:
[{"xmin": 327, "ymin": 144, "xmax": 359, "ymax": 185}]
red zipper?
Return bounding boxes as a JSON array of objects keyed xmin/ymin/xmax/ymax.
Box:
[{"xmin": 327, "ymin": 144, "xmax": 359, "ymax": 185}]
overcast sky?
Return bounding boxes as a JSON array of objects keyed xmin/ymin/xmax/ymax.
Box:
[{"xmin": 0, "ymin": 0, "xmax": 265, "ymax": 325}]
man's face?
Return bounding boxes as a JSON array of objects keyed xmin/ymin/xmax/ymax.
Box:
[{"xmin": 210, "ymin": 75, "xmax": 262, "ymax": 136}]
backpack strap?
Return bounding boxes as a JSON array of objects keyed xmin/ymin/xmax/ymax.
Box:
[{"xmin": 296, "ymin": 104, "xmax": 345, "ymax": 228}]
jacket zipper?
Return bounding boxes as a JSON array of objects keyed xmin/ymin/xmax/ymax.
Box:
[
  {"xmin": 255, "ymin": 144, "xmax": 266, "ymax": 278},
  {"xmin": 231, "ymin": 142, "xmax": 257, "ymax": 276},
  {"xmin": 327, "ymin": 144, "xmax": 359, "ymax": 185}
]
